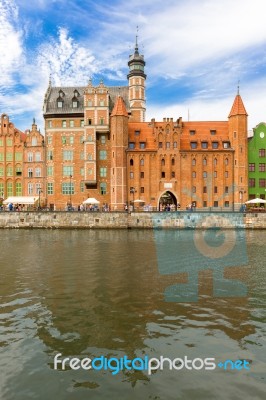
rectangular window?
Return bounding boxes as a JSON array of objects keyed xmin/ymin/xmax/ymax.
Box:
[
  {"xmin": 15, "ymin": 152, "xmax": 22, "ymax": 161},
  {"xmin": 141, "ymin": 187, "xmax": 144, "ymax": 193},
  {"xmin": 213, "ymin": 201, "xmax": 219, "ymax": 207},
  {"xmin": 16, "ymin": 167, "xmax": 22, "ymax": 176},
  {"xmin": 225, "ymin": 171, "xmax": 229, "ymax": 178},
  {"xmin": 171, "ymin": 171, "xmax": 175, "ymax": 178},
  {"xmin": 159, "ymin": 142, "xmax": 163, "ymax": 148},
  {"xmin": 0, "ymin": 152, "xmax": 4, "ymax": 161},
  {"xmin": 203, "ymin": 186, "xmax": 207, "ymax": 193},
  {"xmin": 190, "ymin": 142, "xmax": 197, "ymax": 149},
  {"xmin": 101, "ymin": 135, "xmax": 106, "ymax": 144},
  {"xmin": 63, "ymin": 166, "xmax": 74, "ymax": 176},
  {"xmin": 28, "ymin": 183, "xmax": 33, "ymax": 195},
  {"xmin": 130, "ymin": 172, "xmax": 134, "ymax": 179},
  {"xmin": 48, "ymin": 120, "xmax": 52, "ymax": 128},
  {"xmin": 16, "ymin": 182, "xmax": 22, "ymax": 196},
  {"xmin": 173, "ymin": 141, "xmax": 177, "ymax": 148},
  {"xmin": 57, "ymin": 101, "xmax": 63, "ymax": 108},
  {"xmin": 88, "ymin": 118, "xmax": 92, "ymax": 125},
  {"xmin": 80, "ymin": 120, "xmax": 84, "ymax": 127},
  {"xmin": 28, "ymin": 168, "xmax": 33, "ymax": 178},
  {"xmin": 100, "ymin": 118, "xmax": 104, "ymax": 125},
  {"xmin": 203, "ymin": 171, "xmax": 207, "ymax": 178},
  {"xmin": 6, "ymin": 152, "xmax": 13, "ymax": 161},
  {"xmin": 35, "ymin": 167, "xmax": 41, "ymax": 177},
  {"xmin": 135, "ymin": 130, "xmax": 140, "ymax": 136},
  {"xmin": 99, "ymin": 150, "xmax": 107, "ymax": 160},
  {"xmin": 249, "ymin": 178, "xmax": 255, "ymax": 187},
  {"xmin": 201, "ymin": 142, "xmax": 208, "ymax": 149},
  {"xmin": 27, "ymin": 152, "xmax": 33, "ymax": 162},
  {"xmin": 62, "ymin": 182, "xmax": 74, "ymax": 195},
  {"xmin": 7, "ymin": 182, "xmax": 13, "ymax": 196},
  {"xmin": 249, "ymin": 163, "xmax": 255, "ymax": 172},
  {"xmin": 47, "ymin": 136, "xmax": 52, "ymax": 145},
  {"xmin": 7, "ymin": 138, "xmax": 13, "ymax": 146},
  {"xmin": 259, "ymin": 179, "xmax": 266, "ymax": 187},
  {"xmin": 161, "ymin": 172, "xmax": 165, "ymax": 178},
  {"xmin": 80, "ymin": 151, "xmax": 84, "ymax": 160},
  {"xmin": 100, "ymin": 182, "xmax": 107, "ymax": 195},
  {"xmin": 259, "ymin": 149, "xmax": 265, "ymax": 157},
  {"xmin": 47, "ymin": 150, "xmax": 53, "ymax": 160},
  {"xmin": 63, "ymin": 150, "xmax": 73, "ymax": 161},
  {"xmin": 259, "ymin": 163, "xmax": 265, "ymax": 172},
  {"xmin": 129, "ymin": 142, "xmax": 135, "ymax": 149},
  {"xmin": 225, "ymin": 186, "xmax": 229, "ymax": 193},
  {"xmin": 69, "ymin": 136, "xmax": 74, "ymax": 145},
  {"xmin": 6, "ymin": 166, "xmax": 13, "ymax": 176},
  {"xmin": 69, "ymin": 120, "xmax": 74, "ymax": 128},
  {"xmin": 210, "ymin": 130, "xmax": 216, "ymax": 135},
  {"xmin": 214, "ymin": 186, "xmax": 218, "ymax": 193},
  {"xmin": 62, "ymin": 120, "xmax": 67, "ymax": 128},
  {"xmin": 223, "ymin": 141, "xmax": 230, "ymax": 149},
  {"xmin": 47, "ymin": 182, "xmax": 54, "ymax": 195},
  {"xmin": 212, "ymin": 142, "xmax": 218, "ymax": 149},
  {"xmin": 87, "ymin": 100, "xmax": 92, "ymax": 106},
  {"xmin": 224, "ymin": 201, "xmax": 230, "ymax": 207},
  {"xmin": 35, "ymin": 152, "xmax": 41, "ymax": 162},
  {"xmin": 189, "ymin": 130, "xmax": 196, "ymax": 135},
  {"xmin": 140, "ymin": 172, "xmax": 144, "ymax": 178},
  {"xmin": 165, "ymin": 142, "xmax": 170, "ymax": 149},
  {"xmin": 203, "ymin": 201, "xmax": 207, "ymax": 207},
  {"xmin": 100, "ymin": 167, "xmax": 107, "ymax": 177},
  {"xmin": 47, "ymin": 166, "xmax": 53, "ymax": 176},
  {"xmin": 62, "ymin": 136, "xmax": 67, "ymax": 144}
]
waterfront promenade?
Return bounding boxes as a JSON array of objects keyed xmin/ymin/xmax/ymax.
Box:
[{"xmin": 0, "ymin": 211, "xmax": 265, "ymax": 229}]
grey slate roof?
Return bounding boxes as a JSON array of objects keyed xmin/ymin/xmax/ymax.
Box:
[{"xmin": 43, "ymin": 85, "xmax": 129, "ymax": 116}]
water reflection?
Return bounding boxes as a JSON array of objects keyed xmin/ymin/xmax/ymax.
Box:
[{"xmin": 0, "ymin": 230, "xmax": 265, "ymax": 400}]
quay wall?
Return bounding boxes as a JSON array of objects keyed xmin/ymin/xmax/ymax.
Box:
[{"xmin": 0, "ymin": 211, "xmax": 266, "ymax": 229}]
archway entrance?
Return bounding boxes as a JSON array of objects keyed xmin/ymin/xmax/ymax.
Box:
[{"xmin": 158, "ymin": 191, "xmax": 178, "ymax": 211}]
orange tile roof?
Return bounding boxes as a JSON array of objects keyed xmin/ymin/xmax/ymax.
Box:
[
  {"xmin": 111, "ymin": 96, "xmax": 128, "ymax": 117},
  {"xmin": 128, "ymin": 122, "xmax": 156, "ymax": 150},
  {"xmin": 228, "ymin": 94, "xmax": 248, "ymax": 117}
]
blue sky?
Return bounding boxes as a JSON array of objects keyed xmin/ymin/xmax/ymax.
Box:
[{"xmin": 1, "ymin": 0, "xmax": 266, "ymax": 133}]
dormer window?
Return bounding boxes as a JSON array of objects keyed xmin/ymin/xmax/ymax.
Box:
[
  {"xmin": 57, "ymin": 100, "xmax": 63, "ymax": 108},
  {"xmin": 72, "ymin": 100, "xmax": 78, "ymax": 108},
  {"xmin": 223, "ymin": 141, "xmax": 230, "ymax": 149}
]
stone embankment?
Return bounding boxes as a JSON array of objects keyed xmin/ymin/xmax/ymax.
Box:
[{"xmin": 0, "ymin": 211, "xmax": 265, "ymax": 229}]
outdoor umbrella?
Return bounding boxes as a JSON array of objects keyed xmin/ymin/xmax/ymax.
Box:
[
  {"xmin": 83, "ymin": 198, "xmax": 100, "ymax": 204},
  {"xmin": 245, "ymin": 198, "xmax": 266, "ymax": 204}
]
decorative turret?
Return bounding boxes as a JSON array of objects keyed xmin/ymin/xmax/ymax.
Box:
[{"xmin": 127, "ymin": 35, "xmax": 146, "ymax": 122}]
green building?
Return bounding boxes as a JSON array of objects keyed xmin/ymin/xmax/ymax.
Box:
[{"xmin": 248, "ymin": 122, "xmax": 266, "ymax": 200}]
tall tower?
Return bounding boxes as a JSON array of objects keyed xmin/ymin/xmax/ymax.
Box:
[
  {"xmin": 228, "ymin": 89, "xmax": 248, "ymax": 208},
  {"xmin": 127, "ymin": 35, "xmax": 146, "ymax": 122},
  {"xmin": 110, "ymin": 96, "xmax": 129, "ymax": 210}
]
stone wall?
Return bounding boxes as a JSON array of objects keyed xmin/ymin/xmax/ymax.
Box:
[{"xmin": 0, "ymin": 211, "xmax": 265, "ymax": 229}]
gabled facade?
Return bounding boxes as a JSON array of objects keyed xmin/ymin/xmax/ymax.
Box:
[{"xmin": 248, "ymin": 122, "xmax": 266, "ymax": 200}]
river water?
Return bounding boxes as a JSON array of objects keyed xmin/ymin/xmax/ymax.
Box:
[{"xmin": 0, "ymin": 229, "xmax": 265, "ymax": 400}]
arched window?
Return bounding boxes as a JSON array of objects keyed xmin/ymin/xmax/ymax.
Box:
[
  {"xmin": 225, "ymin": 158, "xmax": 229, "ymax": 166},
  {"xmin": 161, "ymin": 159, "xmax": 165, "ymax": 166},
  {"xmin": 140, "ymin": 158, "xmax": 144, "ymax": 166},
  {"xmin": 192, "ymin": 158, "xmax": 196, "ymax": 166},
  {"xmin": 203, "ymin": 158, "xmax": 207, "ymax": 166},
  {"xmin": 214, "ymin": 158, "xmax": 217, "ymax": 166},
  {"xmin": 171, "ymin": 158, "xmax": 175, "ymax": 166}
]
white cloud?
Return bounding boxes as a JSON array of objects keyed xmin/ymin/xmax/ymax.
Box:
[
  {"xmin": 37, "ymin": 27, "xmax": 99, "ymax": 86},
  {"xmin": 0, "ymin": 0, "xmax": 24, "ymax": 87}
]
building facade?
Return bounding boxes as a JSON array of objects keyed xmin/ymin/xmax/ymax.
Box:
[
  {"xmin": 42, "ymin": 40, "xmax": 248, "ymax": 211},
  {"xmin": 248, "ymin": 122, "xmax": 266, "ymax": 200},
  {"xmin": 1, "ymin": 40, "xmax": 249, "ymax": 211}
]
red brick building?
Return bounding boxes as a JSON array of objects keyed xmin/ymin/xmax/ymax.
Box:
[{"xmin": 42, "ymin": 40, "xmax": 248, "ymax": 211}]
